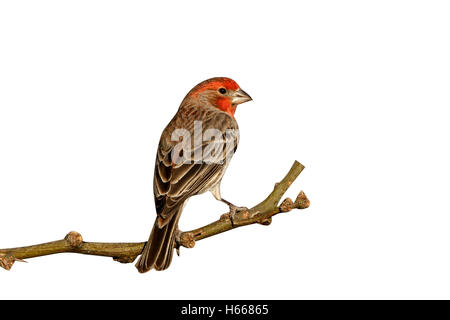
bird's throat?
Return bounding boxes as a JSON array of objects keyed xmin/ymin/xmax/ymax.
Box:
[{"xmin": 216, "ymin": 98, "xmax": 236, "ymax": 117}]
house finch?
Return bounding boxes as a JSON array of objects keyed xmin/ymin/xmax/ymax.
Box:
[{"xmin": 136, "ymin": 77, "xmax": 252, "ymax": 272}]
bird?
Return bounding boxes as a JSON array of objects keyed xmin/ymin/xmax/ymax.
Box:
[{"xmin": 136, "ymin": 77, "xmax": 252, "ymax": 272}]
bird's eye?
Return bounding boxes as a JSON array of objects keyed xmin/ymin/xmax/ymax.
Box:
[{"xmin": 218, "ymin": 88, "xmax": 227, "ymax": 94}]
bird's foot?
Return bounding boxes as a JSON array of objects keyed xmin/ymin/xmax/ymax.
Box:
[
  {"xmin": 228, "ymin": 204, "xmax": 249, "ymax": 226},
  {"xmin": 220, "ymin": 198, "xmax": 248, "ymax": 226},
  {"xmin": 175, "ymin": 229, "xmax": 195, "ymax": 253}
]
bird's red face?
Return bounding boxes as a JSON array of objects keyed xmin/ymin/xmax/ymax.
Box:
[{"xmin": 187, "ymin": 77, "xmax": 252, "ymax": 117}]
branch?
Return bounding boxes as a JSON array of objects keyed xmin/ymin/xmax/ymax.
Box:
[{"xmin": 0, "ymin": 161, "xmax": 309, "ymax": 271}]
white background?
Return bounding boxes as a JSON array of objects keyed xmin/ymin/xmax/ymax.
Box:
[{"xmin": 1, "ymin": 0, "xmax": 449, "ymax": 299}]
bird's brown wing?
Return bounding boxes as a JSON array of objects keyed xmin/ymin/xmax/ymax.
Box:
[{"xmin": 153, "ymin": 105, "xmax": 239, "ymax": 226}]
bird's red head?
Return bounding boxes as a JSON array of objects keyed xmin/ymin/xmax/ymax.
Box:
[{"xmin": 186, "ymin": 77, "xmax": 252, "ymax": 117}]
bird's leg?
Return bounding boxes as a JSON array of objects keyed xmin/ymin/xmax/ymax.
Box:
[
  {"xmin": 210, "ymin": 185, "xmax": 248, "ymax": 225},
  {"xmin": 220, "ymin": 198, "xmax": 248, "ymax": 226},
  {"xmin": 174, "ymin": 228, "xmax": 182, "ymax": 256}
]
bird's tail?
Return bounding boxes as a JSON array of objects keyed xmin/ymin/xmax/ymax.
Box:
[{"xmin": 135, "ymin": 205, "xmax": 183, "ymax": 273}]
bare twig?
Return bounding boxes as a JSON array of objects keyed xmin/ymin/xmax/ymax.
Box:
[{"xmin": 0, "ymin": 161, "xmax": 309, "ymax": 270}]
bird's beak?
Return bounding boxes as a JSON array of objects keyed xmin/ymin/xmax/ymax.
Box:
[{"xmin": 231, "ymin": 88, "xmax": 252, "ymax": 105}]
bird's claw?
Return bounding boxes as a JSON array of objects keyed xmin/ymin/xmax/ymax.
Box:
[{"xmin": 228, "ymin": 205, "xmax": 249, "ymax": 226}]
